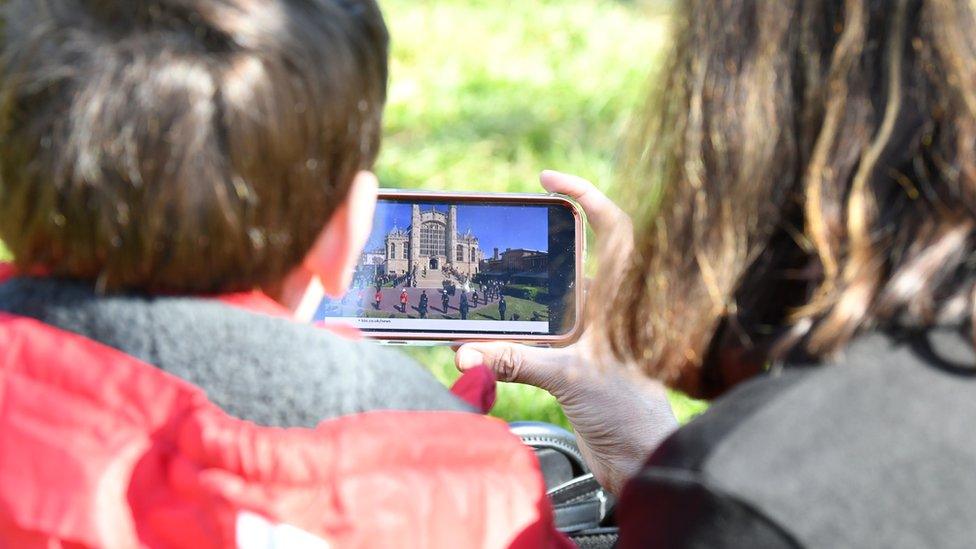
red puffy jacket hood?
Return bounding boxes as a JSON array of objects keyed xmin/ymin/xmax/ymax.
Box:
[{"xmin": 0, "ymin": 274, "xmax": 570, "ymax": 548}]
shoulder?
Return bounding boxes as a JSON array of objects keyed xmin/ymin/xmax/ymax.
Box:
[
  {"xmin": 0, "ymin": 278, "xmax": 470, "ymax": 427},
  {"xmin": 620, "ymin": 330, "xmax": 976, "ymax": 548},
  {"xmin": 616, "ymin": 369, "xmax": 806, "ymax": 548},
  {"xmin": 142, "ymin": 297, "xmax": 473, "ymax": 426}
]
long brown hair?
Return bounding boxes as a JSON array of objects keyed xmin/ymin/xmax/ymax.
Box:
[{"xmin": 593, "ymin": 0, "xmax": 976, "ymax": 398}]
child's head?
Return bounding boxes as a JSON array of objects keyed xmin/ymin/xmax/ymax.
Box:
[{"xmin": 0, "ymin": 0, "xmax": 388, "ymax": 295}]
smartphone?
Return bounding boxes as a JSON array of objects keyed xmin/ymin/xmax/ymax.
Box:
[{"xmin": 298, "ymin": 189, "xmax": 584, "ymax": 346}]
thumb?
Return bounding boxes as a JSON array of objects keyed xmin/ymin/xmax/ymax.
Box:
[{"xmin": 455, "ymin": 341, "xmax": 572, "ymax": 393}]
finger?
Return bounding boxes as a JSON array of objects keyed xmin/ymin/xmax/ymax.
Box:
[
  {"xmin": 455, "ymin": 341, "xmax": 571, "ymax": 392},
  {"xmin": 540, "ymin": 170, "xmax": 627, "ymax": 236}
]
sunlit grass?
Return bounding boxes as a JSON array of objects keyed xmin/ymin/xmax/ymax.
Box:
[{"xmin": 378, "ymin": 0, "xmax": 670, "ymax": 192}]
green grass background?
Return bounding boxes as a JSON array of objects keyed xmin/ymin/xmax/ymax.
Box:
[{"xmin": 0, "ymin": 0, "xmax": 708, "ymax": 426}]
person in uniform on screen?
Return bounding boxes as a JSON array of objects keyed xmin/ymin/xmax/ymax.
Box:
[
  {"xmin": 441, "ymin": 290, "xmax": 450, "ymax": 314},
  {"xmin": 498, "ymin": 295, "xmax": 507, "ymax": 321},
  {"xmin": 472, "ymin": 290, "xmax": 479, "ymax": 308},
  {"xmin": 459, "ymin": 293, "xmax": 469, "ymax": 320},
  {"xmin": 419, "ymin": 290, "xmax": 429, "ymax": 319},
  {"xmin": 374, "ymin": 288, "xmax": 382, "ymax": 311},
  {"xmin": 399, "ymin": 288, "xmax": 408, "ymax": 313}
]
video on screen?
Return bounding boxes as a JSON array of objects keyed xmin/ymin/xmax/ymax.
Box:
[{"xmin": 313, "ymin": 201, "xmax": 553, "ymax": 334}]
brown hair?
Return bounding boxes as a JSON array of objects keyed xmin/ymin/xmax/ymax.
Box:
[
  {"xmin": 593, "ymin": 0, "xmax": 976, "ymax": 398},
  {"xmin": 0, "ymin": 0, "xmax": 388, "ymax": 293}
]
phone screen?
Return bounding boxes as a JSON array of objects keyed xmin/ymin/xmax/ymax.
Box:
[{"xmin": 311, "ymin": 195, "xmax": 579, "ymax": 338}]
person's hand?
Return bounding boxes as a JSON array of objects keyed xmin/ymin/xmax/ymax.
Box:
[{"xmin": 455, "ymin": 170, "xmax": 678, "ymax": 496}]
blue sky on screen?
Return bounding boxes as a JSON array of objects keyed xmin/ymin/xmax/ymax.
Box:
[{"xmin": 364, "ymin": 202, "xmax": 549, "ymax": 254}]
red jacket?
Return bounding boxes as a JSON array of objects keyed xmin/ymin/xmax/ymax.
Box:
[{"xmin": 0, "ymin": 272, "xmax": 570, "ymax": 548}]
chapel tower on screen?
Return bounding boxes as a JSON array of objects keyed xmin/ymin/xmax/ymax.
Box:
[{"xmin": 384, "ymin": 205, "xmax": 483, "ymax": 278}]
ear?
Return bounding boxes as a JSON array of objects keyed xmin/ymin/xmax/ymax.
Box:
[
  {"xmin": 308, "ymin": 170, "xmax": 379, "ymax": 297},
  {"xmin": 276, "ymin": 171, "xmax": 379, "ymax": 314}
]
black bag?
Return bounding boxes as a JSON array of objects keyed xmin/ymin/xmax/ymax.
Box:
[{"xmin": 510, "ymin": 422, "xmax": 618, "ymax": 548}]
